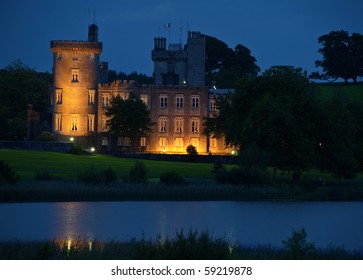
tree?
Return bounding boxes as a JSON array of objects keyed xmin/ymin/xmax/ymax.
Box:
[
  {"xmin": 316, "ymin": 98, "xmax": 359, "ymax": 180},
  {"xmin": 0, "ymin": 59, "xmax": 51, "ymax": 140},
  {"xmin": 205, "ymin": 66, "xmax": 318, "ymax": 180},
  {"xmin": 205, "ymin": 35, "xmax": 260, "ymax": 88},
  {"xmin": 105, "ymin": 92, "xmax": 153, "ymax": 152},
  {"xmin": 312, "ymin": 30, "xmax": 363, "ymax": 83}
]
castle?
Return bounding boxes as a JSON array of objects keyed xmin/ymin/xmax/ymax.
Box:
[{"xmin": 29, "ymin": 24, "xmax": 232, "ymax": 155}]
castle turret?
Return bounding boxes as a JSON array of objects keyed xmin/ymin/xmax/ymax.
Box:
[
  {"xmin": 88, "ymin": 24, "xmax": 99, "ymax": 42},
  {"xmin": 50, "ymin": 25, "xmax": 102, "ymax": 146}
]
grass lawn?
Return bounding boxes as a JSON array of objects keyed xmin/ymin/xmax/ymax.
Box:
[
  {"xmin": 315, "ymin": 83, "xmax": 363, "ymax": 104},
  {"xmin": 0, "ymin": 149, "xmax": 216, "ymax": 180}
]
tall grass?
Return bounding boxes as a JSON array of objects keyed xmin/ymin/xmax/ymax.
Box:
[{"xmin": 0, "ymin": 229, "xmax": 361, "ymax": 260}]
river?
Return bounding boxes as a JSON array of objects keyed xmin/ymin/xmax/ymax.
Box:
[{"xmin": 0, "ymin": 201, "xmax": 362, "ymax": 251}]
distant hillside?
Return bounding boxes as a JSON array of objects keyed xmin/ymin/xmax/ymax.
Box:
[{"xmin": 315, "ymin": 83, "xmax": 363, "ymax": 104}]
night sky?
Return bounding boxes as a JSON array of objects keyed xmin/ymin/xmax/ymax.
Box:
[{"xmin": 1, "ymin": 0, "xmax": 362, "ymax": 76}]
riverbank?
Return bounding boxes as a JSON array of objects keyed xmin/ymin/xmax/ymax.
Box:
[
  {"xmin": 1, "ymin": 179, "xmax": 363, "ymax": 202},
  {"xmin": 1, "ymin": 229, "xmax": 362, "ymax": 260}
]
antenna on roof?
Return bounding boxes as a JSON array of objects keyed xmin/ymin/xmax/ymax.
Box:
[
  {"xmin": 93, "ymin": 8, "xmax": 96, "ymax": 24},
  {"xmin": 179, "ymin": 18, "xmax": 183, "ymax": 46}
]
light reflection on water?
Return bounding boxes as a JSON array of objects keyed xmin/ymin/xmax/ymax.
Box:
[{"xmin": 0, "ymin": 201, "xmax": 362, "ymax": 251}]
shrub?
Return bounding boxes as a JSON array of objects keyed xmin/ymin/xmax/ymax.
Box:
[
  {"xmin": 77, "ymin": 167, "xmax": 117, "ymax": 185},
  {"xmin": 159, "ymin": 170, "xmax": 185, "ymax": 185},
  {"xmin": 282, "ymin": 228, "xmax": 316, "ymax": 259},
  {"xmin": 103, "ymin": 167, "xmax": 118, "ymax": 184},
  {"xmin": 72, "ymin": 144, "xmax": 83, "ymax": 155},
  {"xmin": 128, "ymin": 161, "xmax": 148, "ymax": 184},
  {"xmin": 186, "ymin": 145, "xmax": 198, "ymax": 156},
  {"xmin": 36, "ymin": 132, "xmax": 54, "ymax": 141},
  {"xmin": 0, "ymin": 160, "xmax": 19, "ymax": 184}
]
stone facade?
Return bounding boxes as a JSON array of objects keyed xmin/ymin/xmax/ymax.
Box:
[{"xmin": 36, "ymin": 25, "xmax": 232, "ymax": 155}]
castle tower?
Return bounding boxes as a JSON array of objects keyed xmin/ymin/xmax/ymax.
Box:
[
  {"xmin": 151, "ymin": 31, "xmax": 205, "ymax": 86},
  {"xmin": 186, "ymin": 31, "xmax": 206, "ymax": 87},
  {"xmin": 50, "ymin": 25, "xmax": 102, "ymax": 146}
]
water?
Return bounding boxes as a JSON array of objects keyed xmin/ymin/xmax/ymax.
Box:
[{"xmin": 0, "ymin": 201, "xmax": 362, "ymax": 251}]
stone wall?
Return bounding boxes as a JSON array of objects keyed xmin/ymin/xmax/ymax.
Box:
[{"xmin": 0, "ymin": 141, "xmax": 73, "ymax": 153}]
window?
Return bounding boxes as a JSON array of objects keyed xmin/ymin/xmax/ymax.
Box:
[
  {"xmin": 71, "ymin": 69, "xmax": 79, "ymax": 83},
  {"xmin": 102, "ymin": 137, "xmax": 108, "ymax": 146},
  {"xmin": 140, "ymin": 95, "xmax": 148, "ymax": 106},
  {"xmin": 101, "ymin": 116, "xmax": 108, "ymax": 132},
  {"xmin": 191, "ymin": 118, "xmax": 199, "ymax": 133},
  {"xmin": 160, "ymin": 95, "xmax": 168, "ymax": 108},
  {"xmin": 210, "ymin": 100, "xmax": 217, "ymax": 111},
  {"xmin": 117, "ymin": 137, "xmax": 131, "ymax": 146},
  {"xmin": 102, "ymin": 94, "xmax": 109, "ymax": 107},
  {"xmin": 175, "ymin": 117, "xmax": 184, "ymax": 133},
  {"xmin": 89, "ymin": 53, "xmax": 94, "ymax": 61},
  {"xmin": 140, "ymin": 137, "xmax": 147, "ymax": 147},
  {"xmin": 55, "ymin": 114, "xmax": 62, "ymax": 131},
  {"xmin": 73, "ymin": 51, "xmax": 78, "ymax": 61},
  {"xmin": 70, "ymin": 115, "xmax": 79, "ymax": 131},
  {"xmin": 159, "ymin": 137, "xmax": 168, "ymax": 147},
  {"xmin": 87, "ymin": 114, "xmax": 95, "ymax": 132},
  {"xmin": 88, "ymin": 90, "xmax": 95, "ymax": 104},
  {"xmin": 192, "ymin": 95, "xmax": 199, "ymax": 108},
  {"xmin": 209, "ymin": 138, "xmax": 217, "ymax": 148},
  {"xmin": 159, "ymin": 117, "xmax": 168, "ymax": 132},
  {"xmin": 57, "ymin": 53, "xmax": 62, "ymax": 60},
  {"xmin": 191, "ymin": 138, "xmax": 199, "ymax": 148},
  {"xmin": 176, "ymin": 96, "xmax": 184, "ymax": 108},
  {"xmin": 174, "ymin": 137, "xmax": 183, "ymax": 147},
  {"xmin": 56, "ymin": 89, "xmax": 62, "ymax": 104}
]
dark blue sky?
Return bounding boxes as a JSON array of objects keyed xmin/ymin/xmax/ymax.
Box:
[{"xmin": 1, "ymin": 0, "xmax": 362, "ymax": 76}]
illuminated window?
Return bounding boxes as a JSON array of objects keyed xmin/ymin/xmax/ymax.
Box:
[
  {"xmin": 210, "ymin": 100, "xmax": 217, "ymax": 111},
  {"xmin": 88, "ymin": 90, "xmax": 95, "ymax": 104},
  {"xmin": 176, "ymin": 96, "xmax": 184, "ymax": 108},
  {"xmin": 102, "ymin": 94, "xmax": 109, "ymax": 107},
  {"xmin": 209, "ymin": 138, "xmax": 217, "ymax": 148},
  {"xmin": 191, "ymin": 137, "xmax": 199, "ymax": 148},
  {"xmin": 56, "ymin": 89, "xmax": 62, "ymax": 104},
  {"xmin": 159, "ymin": 117, "xmax": 168, "ymax": 132},
  {"xmin": 174, "ymin": 137, "xmax": 183, "ymax": 147},
  {"xmin": 160, "ymin": 95, "xmax": 168, "ymax": 108},
  {"xmin": 71, "ymin": 69, "xmax": 79, "ymax": 83},
  {"xmin": 70, "ymin": 115, "xmax": 79, "ymax": 131},
  {"xmin": 140, "ymin": 95, "xmax": 148, "ymax": 106},
  {"xmin": 159, "ymin": 137, "xmax": 168, "ymax": 147},
  {"xmin": 87, "ymin": 114, "xmax": 95, "ymax": 132},
  {"xmin": 191, "ymin": 118, "xmax": 199, "ymax": 133},
  {"xmin": 192, "ymin": 95, "xmax": 199, "ymax": 108},
  {"xmin": 140, "ymin": 137, "xmax": 147, "ymax": 147},
  {"xmin": 175, "ymin": 117, "xmax": 184, "ymax": 133},
  {"xmin": 101, "ymin": 116, "xmax": 108, "ymax": 132},
  {"xmin": 102, "ymin": 137, "xmax": 108, "ymax": 146},
  {"xmin": 55, "ymin": 114, "xmax": 62, "ymax": 131}
]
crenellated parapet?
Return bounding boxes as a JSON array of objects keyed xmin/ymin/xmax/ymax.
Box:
[{"xmin": 50, "ymin": 40, "xmax": 102, "ymax": 54}]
